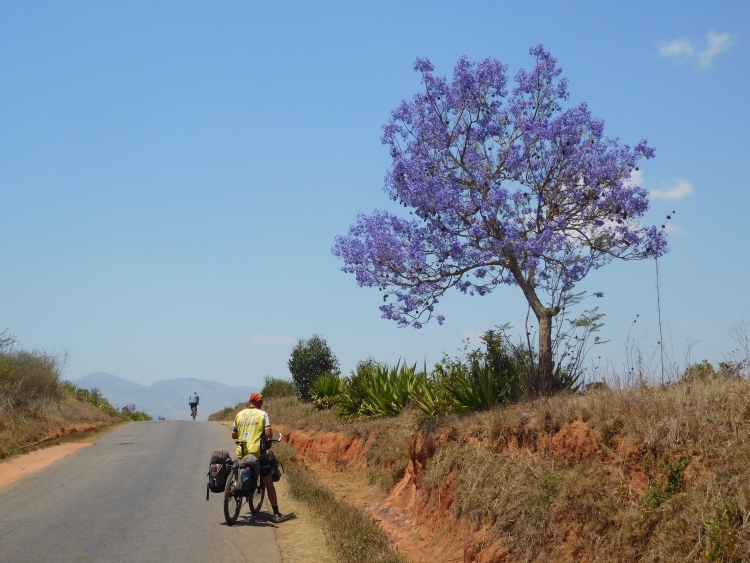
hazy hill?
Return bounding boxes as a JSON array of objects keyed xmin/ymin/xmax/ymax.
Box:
[{"xmin": 74, "ymin": 372, "xmax": 259, "ymax": 420}]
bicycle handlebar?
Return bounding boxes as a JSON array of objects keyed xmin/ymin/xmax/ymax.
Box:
[{"xmin": 234, "ymin": 433, "xmax": 283, "ymax": 445}]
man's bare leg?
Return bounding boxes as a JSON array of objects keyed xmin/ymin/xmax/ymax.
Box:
[{"xmin": 263, "ymin": 475, "xmax": 278, "ymax": 506}]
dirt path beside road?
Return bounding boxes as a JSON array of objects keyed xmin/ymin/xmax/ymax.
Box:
[{"xmin": 0, "ymin": 442, "xmax": 93, "ymax": 488}]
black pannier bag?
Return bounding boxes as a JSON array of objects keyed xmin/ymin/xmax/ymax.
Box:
[
  {"xmin": 238, "ymin": 456, "xmax": 258, "ymax": 492},
  {"xmin": 266, "ymin": 451, "xmax": 282, "ymax": 482},
  {"xmin": 206, "ymin": 450, "xmax": 231, "ymax": 496}
]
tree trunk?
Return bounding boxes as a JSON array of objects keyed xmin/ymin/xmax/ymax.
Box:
[
  {"xmin": 507, "ymin": 258, "xmax": 556, "ymax": 396},
  {"xmin": 537, "ymin": 311, "xmax": 554, "ymax": 395}
]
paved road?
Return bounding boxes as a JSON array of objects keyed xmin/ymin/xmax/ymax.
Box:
[{"xmin": 0, "ymin": 421, "xmax": 282, "ymax": 563}]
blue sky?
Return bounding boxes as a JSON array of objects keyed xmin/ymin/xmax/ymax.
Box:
[{"xmin": 1, "ymin": 1, "xmax": 748, "ymax": 387}]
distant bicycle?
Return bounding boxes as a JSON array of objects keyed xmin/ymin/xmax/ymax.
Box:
[{"xmin": 189, "ymin": 392, "xmax": 200, "ymax": 420}]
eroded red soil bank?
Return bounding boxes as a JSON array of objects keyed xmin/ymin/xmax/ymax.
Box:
[{"xmin": 279, "ymin": 419, "xmax": 701, "ymax": 563}]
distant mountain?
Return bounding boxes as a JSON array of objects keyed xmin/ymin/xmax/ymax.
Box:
[{"xmin": 74, "ymin": 372, "xmax": 259, "ymax": 420}]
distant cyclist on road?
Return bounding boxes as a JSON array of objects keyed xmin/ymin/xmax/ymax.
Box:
[
  {"xmin": 189, "ymin": 392, "xmax": 199, "ymax": 420},
  {"xmin": 232, "ymin": 392, "xmax": 285, "ymax": 522}
]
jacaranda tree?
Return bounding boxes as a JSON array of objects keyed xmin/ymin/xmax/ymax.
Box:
[{"xmin": 333, "ymin": 46, "xmax": 668, "ymax": 394}]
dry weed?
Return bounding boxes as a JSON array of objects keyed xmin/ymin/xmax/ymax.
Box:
[{"xmin": 275, "ymin": 442, "xmax": 406, "ymax": 563}]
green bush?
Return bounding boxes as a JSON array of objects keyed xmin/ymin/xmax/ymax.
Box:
[
  {"xmin": 261, "ymin": 376, "xmax": 296, "ymax": 399},
  {"xmin": 310, "ymin": 373, "xmax": 342, "ymax": 409},
  {"xmin": 120, "ymin": 404, "xmax": 153, "ymax": 421},
  {"xmin": 413, "ymin": 330, "xmax": 523, "ymax": 418},
  {"xmin": 288, "ymin": 334, "xmax": 340, "ymax": 401},
  {"xmin": 681, "ymin": 360, "xmax": 716, "ymax": 383},
  {"xmin": 338, "ymin": 358, "xmax": 380, "ymax": 417}
]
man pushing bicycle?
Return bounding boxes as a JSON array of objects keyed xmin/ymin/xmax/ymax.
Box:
[{"xmin": 231, "ymin": 392, "xmax": 285, "ymax": 522}]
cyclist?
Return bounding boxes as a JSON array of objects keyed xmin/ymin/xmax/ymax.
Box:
[
  {"xmin": 231, "ymin": 392, "xmax": 285, "ymax": 522},
  {"xmin": 189, "ymin": 392, "xmax": 199, "ymax": 419}
]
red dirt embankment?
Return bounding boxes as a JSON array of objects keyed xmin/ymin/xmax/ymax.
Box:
[{"xmin": 280, "ymin": 419, "xmax": 679, "ymax": 563}]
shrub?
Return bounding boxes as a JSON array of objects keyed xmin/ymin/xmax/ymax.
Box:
[
  {"xmin": 120, "ymin": 404, "xmax": 153, "ymax": 421},
  {"xmin": 704, "ymin": 499, "xmax": 744, "ymax": 562},
  {"xmin": 681, "ymin": 360, "xmax": 716, "ymax": 383},
  {"xmin": 310, "ymin": 373, "xmax": 342, "ymax": 409},
  {"xmin": 413, "ymin": 332, "xmax": 524, "ymax": 418},
  {"xmin": 208, "ymin": 405, "xmax": 237, "ymax": 421},
  {"xmin": 261, "ymin": 376, "xmax": 296, "ymax": 399},
  {"xmin": 288, "ymin": 334, "xmax": 340, "ymax": 401},
  {"xmin": 0, "ymin": 348, "xmax": 65, "ymax": 407},
  {"xmin": 642, "ymin": 454, "xmax": 691, "ymax": 509},
  {"xmin": 338, "ymin": 358, "xmax": 380, "ymax": 417}
]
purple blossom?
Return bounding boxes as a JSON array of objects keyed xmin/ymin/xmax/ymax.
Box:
[{"xmin": 332, "ymin": 46, "xmax": 668, "ymax": 329}]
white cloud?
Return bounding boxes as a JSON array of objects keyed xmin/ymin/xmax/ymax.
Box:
[
  {"xmin": 461, "ymin": 330, "xmax": 479, "ymax": 343},
  {"xmin": 628, "ymin": 169, "xmax": 645, "ymax": 187},
  {"xmin": 659, "ymin": 38, "xmax": 695, "ymax": 57},
  {"xmin": 699, "ymin": 31, "xmax": 734, "ymax": 68},
  {"xmin": 650, "ymin": 179, "xmax": 695, "ymax": 200},
  {"xmin": 248, "ymin": 335, "xmax": 296, "ymax": 346},
  {"xmin": 659, "ymin": 31, "xmax": 734, "ymax": 68},
  {"xmin": 664, "ymin": 222, "xmax": 688, "ymax": 237}
]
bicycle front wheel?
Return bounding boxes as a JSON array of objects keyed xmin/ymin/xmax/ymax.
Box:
[{"xmin": 223, "ymin": 471, "xmax": 242, "ymax": 525}]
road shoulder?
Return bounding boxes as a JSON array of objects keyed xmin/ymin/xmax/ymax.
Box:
[{"xmin": 272, "ymin": 473, "xmax": 337, "ymax": 563}]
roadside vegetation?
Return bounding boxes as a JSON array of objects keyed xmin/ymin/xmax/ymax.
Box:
[
  {"xmin": 212, "ymin": 350, "xmax": 750, "ymax": 562},
  {"xmin": 274, "ymin": 441, "xmax": 406, "ymax": 563},
  {"xmin": 0, "ymin": 332, "xmax": 151, "ymax": 458}
]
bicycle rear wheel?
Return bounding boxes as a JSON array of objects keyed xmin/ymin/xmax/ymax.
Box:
[
  {"xmin": 223, "ymin": 470, "xmax": 242, "ymax": 525},
  {"xmin": 249, "ymin": 480, "xmax": 265, "ymax": 515}
]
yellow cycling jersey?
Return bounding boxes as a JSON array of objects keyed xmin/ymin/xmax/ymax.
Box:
[{"xmin": 232, "ymin": 407, "xmax": 271, "ymax": 458}]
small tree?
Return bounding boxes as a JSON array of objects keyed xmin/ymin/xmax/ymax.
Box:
[
  {"xmin": 288, "ymin": 334, "xmax": 340, "ymax": 401},
  {"xmin": 333, "ymin": 46, "xmax": 667, "ymax": 394}
]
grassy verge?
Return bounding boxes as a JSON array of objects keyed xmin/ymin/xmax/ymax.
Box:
[
  {"xmin": 274, "ymin": 441, "xmax": 406, "ymax": 563},
  {"xmin": 0, "ymin": 338, "xmax": 150, "ymax": 459},
  {"xmin": 211, "ymin": 376, "xmax": 750, "ymax": 562}
]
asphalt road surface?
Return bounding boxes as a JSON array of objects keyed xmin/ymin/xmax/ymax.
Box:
[{"xmin": 0, "ymin": 421, "xmax": 283, "ymax": 563}]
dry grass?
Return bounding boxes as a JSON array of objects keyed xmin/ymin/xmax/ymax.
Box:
[
  {"xmin": 418, "ymin": 376, "xmax": 750, "ymax": 562},
  {"xmin": 0, "ymin": 394, "xmax": 120, "ymax": 458},
  {"xmin": 271, "ymin": 471, "xmax": 338, "ymax": 563},
  {"xmin": 214, "ymin": 378, "xmax": 750, "ymax": 562},
  {"xmin": 274, "ymin": 441, "xmax": 406, "ymax": 563},
  {"xmin": 0, "ymin": 345, "xmax": 121, "ymax": 459}
]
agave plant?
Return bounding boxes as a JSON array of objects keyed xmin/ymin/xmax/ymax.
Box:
[
  {"xmin": 445, "ymin": 361, "xmax": 511, "ymax": 412},
  {"xmin": 409, "ymin": 376, "xmax": 449, "ymax": 418},
  {"xmin": 359, "ymin": 362, "xmax": 423, "ymax": 417},
  {"xmin": 309, "ymin": 373, "xmax": 342, "ymax": 409}
]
